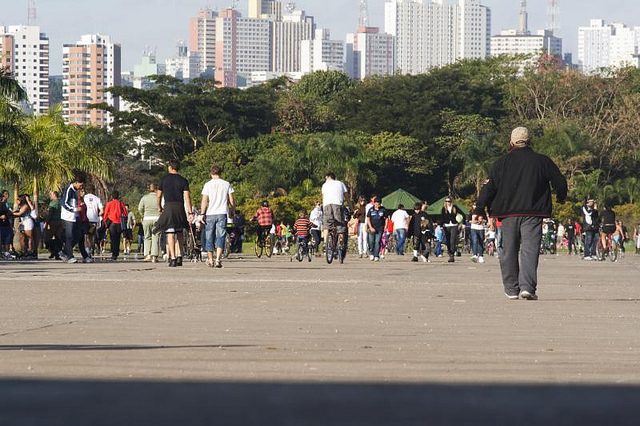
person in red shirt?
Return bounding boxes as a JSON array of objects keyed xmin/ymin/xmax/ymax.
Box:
[
  {"xmin": 103, "ymin": 190, "xmax": 128, "ymax": 261},
  {"xmin": 252, "ymin": 201, "xmax": 275, "ymax": 244}
]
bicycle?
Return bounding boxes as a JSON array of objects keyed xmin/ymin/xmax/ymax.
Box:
[
  {"xmin": 326, "ymin": 226, "xmax": 346, "ymax": 264},
  {"xmin": 596, "ymin": 231, "xmax": 618, "ymax": 262},
  {"xmin": 293, "ymin": 237, "xmax": 312, "ymax": 262},
  {"xmin": 222, "ymin": 225, "xmax": 239, "ymax": 259},
  {"xmin": 254, "ymin": 226, "xmax": 274, "ymax": 259}
]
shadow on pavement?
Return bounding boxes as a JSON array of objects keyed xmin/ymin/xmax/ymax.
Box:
[
  {"xmin": 1, "ymin": 379, "xmax": 639, "ymax": 425},
  {"xmin": 0, "ymin": 344, "xmax": 256, "ymax": 351}
]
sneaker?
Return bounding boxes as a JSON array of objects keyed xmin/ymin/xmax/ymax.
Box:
[
  {"xmin": 58, "ymin": 251, "xmax": 68, "ymax": 262},
  {"xmin": 374, "ymin": 257, "xmax": 380, "ymax": 262},
  {"xmin": 583, "ymin": 256, "xmax": 592, "ymax": 261},
  {"xmin": 411, "ymin": 256, "xmax": 419, "ymax": 262},
  {"xmin": 471, "ymin": 256, "xmax": 478, "ymax": 263},
  {"xmin": 215, "ymin": 260, "xmax": 223, "ymax": 268},
  {"xmin": 206, "ymin": 258, "xmax": 215, "ymax": 268},
  {"xmin": 519, "ymin": 290, "xmax": 538, "ymax": 300},
  {"xmin": 380, "ymin": 254, "xmax": 385, "ymax": 259},
  {"xmin": 176, "ymin": 257, "xmax": 183, "ymax": 267},
  {"xmin": 82, "ymin": 257, "xmax": 95, "ymax": 263},
  {"xmin": 504, "ymin": 292, "xmax": 519, "ymax": 300},
  {"xmin": 66, "ymin": 257, "xmax": 77, "ymax": 264},
  {"xmin": 168, "ymin": 258, "xmax": 176, "ymax": 267},
  {"xmin": 478, "ymin": 256, "xmax": 485, "ymax": 263},
  {"xmin": 369, "ymin": 255, "xmax": 374, "ymax": 261},
  {"xmin": 420, "ymin": 255, "xmax": 428, "ymax": 263},
  {"xmin": 448, "ymin": 256, "xmax": 455, "ymax": 263}
]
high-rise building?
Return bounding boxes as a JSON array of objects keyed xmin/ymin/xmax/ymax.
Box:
[
  {"xmin": 165, "ymin": 41, "xmax": 201, "ymax": 82},
  {"xmin": 248, "ymin": 0, "xmax": 282, "ymax": 20},
  {"xmin": 132, "ymin": 51, "xmax": 166, "ymax": 89},
  {"xmin": 272, "ymin": 9, "xmax": 315, "ymax": 73},
  {"xmin": 578, "ymin": 19, "xmax": 640, "ymax": 74},
  {"xmin": 384, "ymin": 0, "xmax": 491, "ymax": 74},
  {"xmin": 301, "ymin": 29, "xmax": 345, "ymax": 74},
  {"xmin": 62, "ymin": 34, "xmax": 121, "ymax": 127},
  {"xmin": 0, "ymin": 25, "xmax": 50, "ymax": 114},
  {"xmin": 215, "ymin": 8, "xmax": 272, "ymax": 87},
  {"xmin": 189, "ymin": 8, "xmax": 217, "ymax": 75},
  {"xmin": 346, "ymin": 27, "xmax": 395, "ymax": 80}
]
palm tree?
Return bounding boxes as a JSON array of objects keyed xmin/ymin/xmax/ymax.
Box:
[
  {"xmin": 0, "ymin": 67, "xmax": 26, "ymax": 103},
  {"xmin": 453, "ymin": 133, "xmax": 502, "ymax": 198}
]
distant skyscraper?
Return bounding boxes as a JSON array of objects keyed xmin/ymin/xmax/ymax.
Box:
[
  {"xmin": 215, "ymin": 8, "xmax": 272, "ymax": 87},
  {"xmin": 0, "ymin": 25, "xmax": 50, "ymax": 114},
  {"xmin": 189, "ymin": 8, "xmax": 217, "ymax": 75},
  {"xmin": 272, "ymin": 10, "xmax": 315, "ymax": 73},
  {"xmin": 346, "ymin": 27, "xmax": 395, "ymax": 80},
  {"xmin": 62, "ymin": 34, "xmax": 121, "ymax": 127},
  {"xmin": 132, "ymin": 51, "xmax": 166, "ymax": 89},
  {"xmin": 578, "ymin": 19, "xmax": 640, "ymax": 74},
  {"xmin": 249, "ymin": 0, "xmax": 282, "ymax": 20},
  {"xmin": 384, "ymin": 0, "xmax": 491, "ymax": 74},
  {"xmin": 165, "ymin": 41, "xmax": 201, "ymax": 82},
  {"xmin": 301, "ymin": 29, "xmax": 345, "ymax": 74}
]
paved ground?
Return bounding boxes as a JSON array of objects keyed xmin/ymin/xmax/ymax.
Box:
[{"xmin": 1, "ymin": 253, "xmax": 639, "ymax": 424}]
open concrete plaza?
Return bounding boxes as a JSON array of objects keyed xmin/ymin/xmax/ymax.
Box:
[{"xmin": 1, "ymin": 253, "xmax": 639, "ymax": 424}]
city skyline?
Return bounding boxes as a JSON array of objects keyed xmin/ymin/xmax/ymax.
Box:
[{"xmin": 3, "ymin": 0, "xmax": 640, "ymax": 74}]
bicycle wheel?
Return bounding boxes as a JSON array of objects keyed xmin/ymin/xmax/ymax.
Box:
[
  {"xmin": 337, "ymin": 235, "xmax": 344, "ymax": 264},
  {"xmin": 595, "ymin": 240, "xmax": 604, "ymax": 261},
  {"xmin": 296, "ymin": 242, "xmax": 304, "ymax": 262},
  {"xmin": 265, "ymin": 235, "xmax": 274, "ymax": 258},
  {"xmin": 326, "ymin": 232, "xmax": 334, "ymax": 264},
  {"xmin": 609, "ymin": 240, "xmax": 618, "ymax": 262},
  {"xmin": 307, "ymin": 243, "xmax": 312, "ymax": 262},
  {"xmin": 223, "ymin": 235, "xmax": 231, "ymax": 259},
  {"xmin": 255, "ymin": 237, "xmax": 263, "ymax": 258}
]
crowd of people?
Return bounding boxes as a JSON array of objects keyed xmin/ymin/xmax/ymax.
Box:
[{"xmin": 1, "ymin": 161, "xmax": 639, "ymax": 269}]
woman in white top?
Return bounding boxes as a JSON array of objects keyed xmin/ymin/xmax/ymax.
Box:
[{"xmin": 469, "ymin": 203, "xmax": 485, "ymax": 263}]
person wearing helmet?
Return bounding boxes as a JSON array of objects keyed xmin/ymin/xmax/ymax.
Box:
[{"xmin": 252, "ymin": 201, "xmax": 275, "ymax": 245}]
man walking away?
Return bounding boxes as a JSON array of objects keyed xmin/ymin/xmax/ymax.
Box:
[
  {"xmin": 138, "ymin": 183, "xmax": 161, "ymax": 263},
  {"xmin": 391, "ymin": 204, "xmax": 410, "ymax": 256},
  {"xmin": 476, "ymin": 127, "xmax": 567, "ymax": 300},
  {"xmin": 83, "ymin": 184, "xmax": 103, "ymax": 257},
  {"xmin": 60, "ymin": 172, "xmax": 90, "ymax": 263},
  {"xmin": 103, "ymin": 191, "xmax": 127, "ymax": 261},
  {"xmin": 154, "ymin": 160, "xmax": 194, "ymax": 267},
  {"xmin": 200, "ymin": 165, "xmax": 235, "ymax": 268}
]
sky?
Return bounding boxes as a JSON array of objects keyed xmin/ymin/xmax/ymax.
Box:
[{"xmin": 2, "ymin": 0, "xmax": 640, "ymax": 75}]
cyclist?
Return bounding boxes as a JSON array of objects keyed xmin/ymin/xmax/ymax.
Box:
[
  {"xmin": 321, "ymin": 172, "xmax": 348, "ymax": 250},
  {"xmin": 599, "ymin": 203, "xmax": 616, "ymax": 252},
  {"xmin": 252, "ymin": 201, "xmax": 275, "ymax": 246},
  {"xmin": 293, "ymin": 210, "xmax": 312, "ymax": 255}
]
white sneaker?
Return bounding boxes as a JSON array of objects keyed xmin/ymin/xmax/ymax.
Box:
[
  {"xmin": 369, "ymin": 255, "xmax": 374, "ymax": 261},
  {"xmin": 380, "ymin": 254, "xmax": 385, "ymax": 259},
  {"xmin": 67, "ymin": 258, "xmax": 77, "ymax": 264},
  {"xmin": 519, "ymin": 290, "xmax": 538, "ymax": 300},
  {"xmin": 471, "ymin": 255, "xmax": 477, "ymax": 260},
  {"xmin": 374, "ymin": 257, "xmax": 380, "ymax": 262},
  {"xmin": 82, "ymin": 257, "xmax": 94, "ymax": 263},
  {"xmin": 478, "ymin": 256, "xmax": 485, "ymax": 263},
  {"xmin": 420, "ymin": 255, "xmax": 428, "ymax": 263},
  {"xmin": 583, "ymin": 256, "xmax": 592, "ymax": 261}
]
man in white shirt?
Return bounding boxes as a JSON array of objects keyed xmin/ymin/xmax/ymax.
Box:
[
  {"xmin": 391, "ymin": 204, "xmax": 410, "ymax": 256},
  {"xmin": 200, "ymin": 165, "xmax": 235, "ymax": 268},
  {"xmin": 309, "ymin": 201, "xmax": 323, "ymax": 255},
  {"xmin": 321, "ymin": 172, "xmax": 348, "ymax": 246},
  {"xmin": 83, "ymin": 185, "xmax": 103, "ymax": 257}
]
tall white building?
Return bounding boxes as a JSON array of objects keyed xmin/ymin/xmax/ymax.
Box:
[
  {"xmin": 165, "ymin": 41, "xmax": 201, "ymax": 82},
  {"xmin": 301, "ymin": 29, "xmax": 345, "ymax": 74},
  {"xmin": 132, "ymin": 51, "xmax": 166, "ymax": 89},
  {"xmin": 346, "ymin": 27, "xmax": 395, "ymax": 80},
  {"xmin": 272, "ymin": 10, "xmax": 315, "ymax": 73},
  {"xmin": 62, "ymin": 34, "xmax": 121, "ymax": 127},
  {"xmin": 215, "ymin": 8, "xmax": 272, "ymax": 87},
  {"xmin": 491, "ymin": 29, "xmax": 562, "ymax": 64},
  {"xmin": 189, "ymin": 8, "xmax": 217, "ymax": 75},
  {"xmin": 384, "ymin": 0, "xmax": 491, "ymax": 74},
  {"xmin": 0, "ymin": 25, "xmax": 50, "ymax": 114},
  {"xmin": 578, "ymin": 19, "xmax": 640, "ymax": 74}
]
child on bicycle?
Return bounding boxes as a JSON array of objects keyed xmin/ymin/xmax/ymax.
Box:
[{"xmin": 293, "ymin": 210, "xmax": 312, "ymax": 250}]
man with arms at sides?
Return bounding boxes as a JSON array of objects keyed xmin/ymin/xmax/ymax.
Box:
[
  {"xmin": 154, "ymin": 160, "xmax": 194, "ymax": 267},
  {"xmin": 200, "ymin": 165, "xmax": 235, "ymax": 269},
  {"xmin": 475, "ymin": 127, "xmax": 567, "ymax": 300},
  {"xmin": 82, "ymin": 184, "xmax": 103, "ymax": 258},
  {"xmin": 138, "ymin": 183, "xmax": 161, "ymax": 263}
]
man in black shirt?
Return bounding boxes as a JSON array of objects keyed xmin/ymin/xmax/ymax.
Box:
[
  {"xmin": 599, "ymin": 204, "xmax": 616, "ymax": 251},
  {"xmin": 154, "ymin": 160, "xmax": 194, "ymax": 267},
  {"xmin": 409, "ymin": 202, "xmax": 429, "ymax": 262},
  {"xmin": 366, "ymin": 197, "xmax": 387, "ymax": 261},
  {"xmin": 476, "ymin": 127, "xmax": 567, "ymax": 300}
]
